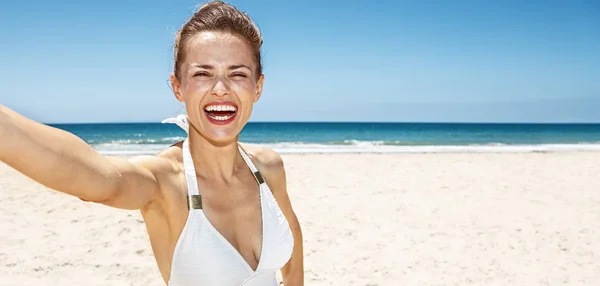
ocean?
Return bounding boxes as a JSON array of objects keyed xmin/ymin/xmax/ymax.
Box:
[{"xmin": 49, "ymin": 122, "xmax": 600, "ymax": 155}]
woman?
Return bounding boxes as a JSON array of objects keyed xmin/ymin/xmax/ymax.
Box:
[{"xmin": 0, "ymin": 1, "xmax": 304, "ymax": 285}]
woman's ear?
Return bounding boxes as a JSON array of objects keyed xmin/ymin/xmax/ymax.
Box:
[
  {"xmin": 170, "ymin": 73, "xmax": 184, "ymax": 102},
  {"xmin": 254, "ymin": 74, "xmax": 264, "ymax": 103}
]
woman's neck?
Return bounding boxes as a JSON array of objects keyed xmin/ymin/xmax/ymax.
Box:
[{"xmin": 187, "ymin": 130, "xmax": 242, "ymax": 185}]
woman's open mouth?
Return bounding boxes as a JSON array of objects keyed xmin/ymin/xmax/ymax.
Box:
[{"xmin": 203, "ymin": 103, "xmax": 238, "ymax": 125}]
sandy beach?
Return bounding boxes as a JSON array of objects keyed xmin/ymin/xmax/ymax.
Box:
[{"xmin": 1, "ymin": 151, "xmax": 600, "ymax": 285}]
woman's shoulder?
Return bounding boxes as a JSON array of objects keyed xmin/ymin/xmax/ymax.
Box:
[
  {"xmin": 238, "ymin": 143, "xmax": 285, "ymax": 172},
  {"xmin": 127, "ymin": 142, "xmax": 185, "ymax": 178},
  {"xmin": 238, "ymin": 143, "xmax": 290, "ymax": 194}
]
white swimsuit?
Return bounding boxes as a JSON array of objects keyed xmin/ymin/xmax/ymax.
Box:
[{"xmin": 164, "ymin": 116, "xmax": 294, "ymax": 286}]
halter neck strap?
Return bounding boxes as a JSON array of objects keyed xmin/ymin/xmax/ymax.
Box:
[
  {"xmin": 161, "ymin": 114, "xmax": 189, "ymax": 133},
  {"xmin": 167, "ymin": 113, "xmax": 266, "ymax": 209}
]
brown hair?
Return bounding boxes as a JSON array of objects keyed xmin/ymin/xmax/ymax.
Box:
[{"xmin": 173, "ymin": 1, "xmax": 263, "ymax": 79}]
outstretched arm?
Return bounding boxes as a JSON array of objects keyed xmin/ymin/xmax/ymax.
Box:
[{"xmin": 0, "ymin": 105, "xmax": 162, "ymax": 210}]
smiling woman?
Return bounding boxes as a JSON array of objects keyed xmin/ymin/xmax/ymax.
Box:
[
  {"xmin": 204, "ymin": 103, "xmax": 238, "ymax": 124},
  {"xmin": 172, "ymin": 26, "xmax": 264, "ymax": 145},
  {"xmin": 0, "ymin": 1, "xmax": 304, "ymax": 286}
]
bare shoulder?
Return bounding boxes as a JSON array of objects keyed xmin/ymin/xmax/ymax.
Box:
[
  {"xmin": 115, "ymin": 143, "xmax": 185, "ymax": 210},
  {"xmin": 115, "ymin": 142, "xmax": 184, "ymax": 198},
  {"xmin": 239, "ymin": 143, "xmax": 288, "ymax": 195},
  {"xmin": 125, "ymin": 143, "xmax": 183, "ymax": 176},
  {"xmin": 239, "ymin": 143, "xmax": 285, "ymax": 174}
]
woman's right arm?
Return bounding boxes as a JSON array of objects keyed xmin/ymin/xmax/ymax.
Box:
[{"xmin": 0, "ymin": 104, "xmax": 162, "ymax": 210}]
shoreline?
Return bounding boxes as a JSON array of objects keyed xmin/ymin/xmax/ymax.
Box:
[{"xmin": 93, "ymin": 142, "xmax": 600, "ymax": 156}]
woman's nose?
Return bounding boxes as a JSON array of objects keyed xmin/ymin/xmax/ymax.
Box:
[{"xmin": 211, "ymin": 77, "xmax": 230, "ymax": 97}]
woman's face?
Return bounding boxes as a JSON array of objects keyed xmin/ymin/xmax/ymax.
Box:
[{"xmin": 171, "ymin": 31, "xmax": 263, "ymax": 145}]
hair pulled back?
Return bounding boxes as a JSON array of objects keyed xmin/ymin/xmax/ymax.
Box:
[{"xmin": 173, "ymin": 1, "xmax": 263, "ymax": 79}]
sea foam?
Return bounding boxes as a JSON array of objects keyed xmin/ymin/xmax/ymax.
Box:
[{"xmin": 93, "ymin": 141, "xmax": 600, "ymax": 156}]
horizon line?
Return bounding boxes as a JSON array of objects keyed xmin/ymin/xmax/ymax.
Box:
[{"xmin": 45, "ymin": 120, "xmax": 600, "ymax": 125}]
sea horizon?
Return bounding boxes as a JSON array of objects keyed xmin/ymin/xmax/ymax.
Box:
[
  {"xmin": 46, "ymin": 121, "xmax": 600, "ymax": 155},
  {"xmin": 47, "ymin": 120, "xmax": 600, "ymax": 125}
]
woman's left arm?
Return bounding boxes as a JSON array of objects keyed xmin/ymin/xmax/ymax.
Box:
[{"xmin": 255, "ymin": 148, "xmax": 304, "ymax": 286}]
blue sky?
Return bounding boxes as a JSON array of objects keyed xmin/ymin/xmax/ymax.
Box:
[{"xmin": 0, "ymin": 0, "xmax": 598, "ymax": 123}]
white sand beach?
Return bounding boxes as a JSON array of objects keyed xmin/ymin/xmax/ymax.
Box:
[{"xmin": 1, "ymin": 151, "xmax": 600, "ymax": 285}]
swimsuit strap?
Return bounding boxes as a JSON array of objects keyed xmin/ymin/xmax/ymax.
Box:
[
  {"xmin": 161, "ymin": 114, "xmax": 189, "ymax": 133},
  {"xmin": 163, "ymin": 114, "xmax": 201, "ymax": 209},
  {"xmin": 237, "ymin": 144, "xmax": 265, "ymax": 186},
  {"xmin": 162, "ymin": 115, "xmax": 263, "ymax": 206},
  {"xmin": 182, "ymin": 138, "xmax": 202, "ymax": 209}
]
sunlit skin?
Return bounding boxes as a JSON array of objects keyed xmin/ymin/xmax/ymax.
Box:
[
  {"xmin": 0, "ymin": 30, "xmax": 303, "ymax": 285},
  {"xmin": 171, "ymin": 31, "xmax": 264, "ymax": 147},
  {"xmin": 155, "ymin": 31, "xmax": 303, "ymax": 284}
]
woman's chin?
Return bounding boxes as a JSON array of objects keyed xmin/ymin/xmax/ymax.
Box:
[
  {"xmin": 199, "ymin": 127, "xmax": 241, "ymax": 145},
  {"xmin": 190, "ymin": 115, "xmax": 246, "ymax": 145}
]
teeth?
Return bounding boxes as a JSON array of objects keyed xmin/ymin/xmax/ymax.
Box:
[
  {"xmin": 208, "ymin": 114, "xmax": 235, "ymax": 121},
  {"xmin": 204, "ymin": 104, "xmax": 237, "ymax": 112}
]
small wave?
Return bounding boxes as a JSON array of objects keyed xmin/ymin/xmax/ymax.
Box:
[
  {"xmin": 91, "ymin": 141, "xmax": 600, "ymax": 155},
  {"xmin": 260, "ymin": 142, "xmax": 600, "ymax": 154},
  {"xmin": 92, "ymin": 143, "xmax": 171, "ymax": 156},
  {"xmin": 325, "ymin": 140, "xmax": 419, "ymax": 146},
  {"xmin": 88, "ymin": 137, "xmax": 186, "ymax": 145},
  {"xmin": 162, "ymin": 136, "xmax": 186, "ymax": 141}
]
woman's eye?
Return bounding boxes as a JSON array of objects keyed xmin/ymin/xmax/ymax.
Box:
[
  {"xmin": 193, "ymin": 72, "xmax": 211, "ymax": 77},
  {"xmin": 231, "ymin": 73, "xmax": 247, "ymax": 78}
]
